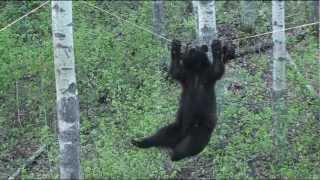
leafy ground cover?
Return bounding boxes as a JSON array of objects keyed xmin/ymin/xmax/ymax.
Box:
[{"xmin": 0, "ymin": 1, "xmax": 319, "ymax": 179}]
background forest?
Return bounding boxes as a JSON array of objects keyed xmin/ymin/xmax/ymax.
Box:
[{"xmin": 0, "ymin": 1, "xmax": 319, "ymax": 179}]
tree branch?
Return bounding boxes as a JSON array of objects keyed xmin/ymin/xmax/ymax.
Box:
[{"xmin": 8, "ymin": 145, "xmax": 46, "ymax": 180}]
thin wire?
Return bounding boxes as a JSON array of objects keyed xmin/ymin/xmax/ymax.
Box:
[
  {"xmin": 81, "ymin": 1, "xmax": 320, "ymax": 45},
  {"xmin": 232, "ymin": 21, "xmax": 320, "ymax": 41},
  {"xmin": 2, "ymin": 0, "xmax": 317, "ymax": 45},
  {"xmin": 80, "ymin": 1, "xmax": 172, "ymax": 43},
  {"xmin": 0, "ymin": 1, "xmax": 50, "ymax": 32}
]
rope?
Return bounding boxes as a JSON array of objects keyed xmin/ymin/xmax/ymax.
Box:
[
  {"xmin": 1, "ymin": 1, "xmax": 319, "ymax": 45},
  {"xmin": 0, "ymin": 1, "xmax": 50, "ymax": 32},
  {"xmin": 81, "ymin": 1, "xmax": 320, "ymax": 44},
  {"xmin": 80, "ymin": 1, "xmax": 172, "ymax": 43},
  {"xmin": 233, "ymin": 21, "xmax": 320, "ymax": 41}
]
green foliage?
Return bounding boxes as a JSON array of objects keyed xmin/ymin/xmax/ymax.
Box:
[{"xmin": 0, "ymin": 1, "xmax": 319, "ymax": 179}]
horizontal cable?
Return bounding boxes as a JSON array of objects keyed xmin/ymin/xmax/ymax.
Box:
[
  {"xmin": 81, "ymin": 1, "xmax": 320, "ymax": 44},
  {"xmin": 0, "ymin": 1, "xmax": 50, "ymax": 32},
  {"xmin": 80, "ymin": 1, "xmax": 172, "ymax": 43},
  {"xmin": 233, "ymin": 21, "xmax": 320, "ymax": 41}
]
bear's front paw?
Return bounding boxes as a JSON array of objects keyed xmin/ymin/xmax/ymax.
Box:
[
  {"xmin": 171, "ymin": 40, "xmax": 181, "ymax": 56},
  {"xmin": 172, "ymin": 39, "xmax": 181, "ymax": 48}
]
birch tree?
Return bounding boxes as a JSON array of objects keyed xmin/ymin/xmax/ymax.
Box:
[
  {"xmin": 197, "ymin": 1, "xmax": 225, "ymax": 115},
  {"xmin": 315, "ymin": 1, "xmax": 320, "ymax": 33},
  {"xmin": 317, "ymin": 0, "xmax": 320, "ymax": 121},
  {"xmin": 272, "ymin": 0, "xmax": 288, "ymax": 164},
  {"xmin": 197, "ymin": 0, "xmax": 217, "ymax": 54},
  {"xmin": 240, "ymin": 1, "xmax": 257, "ymax": 33},
  {"xmin": 192, "ymin": 1, "xmax": 199, "ymax": 36},
  {"xmin": 153, "ymin": 0, "xmax": 165, "ymax": 38},
  {"xmin": 52, "ymin": 1, "xmax": 81, "ymax": 179},
  {"xmin": 312, "ymin": 1, "xmax": 320, "ymax": 22},
  {"xmin": 153, "ymin": 0, "xmax": 169, "ymax": 69}
]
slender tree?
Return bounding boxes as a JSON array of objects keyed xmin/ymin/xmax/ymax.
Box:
[
  {"xmin": 240, "ymin": 1, "xmax": 257, "ymax": 33},
  {"xmin": 153, "ymin": 0, "xmax": 165, "ymax": 38},
  {"xmin": 153, "ymin": 0, "xmax": 169, "ymax": 69},
  {"xmin": 192, "ymin": 1, "xmax": 199, "ymax": 36},
  {"xmin": 316, "ymin": 1, "xmax": 320, "ymax": 34},
  {"xmin": 313, "ymin": 0, "xmax": 320, "ymax": 23},
  {"xmin": 317, "ymin": 0, "xmax": 320, "ymax": 121},
  {"xmin": 308, "ymin": 1, "xmax": 319, "ymax": 33},
  {"xmin": 272, "ymin": 0, "xmax": 288, "ymax": 165},
  {"xmin": 52, "ymin": 1, "xmax": 81, "ymax": 179},
  {"xmin": 197, "ymin": 0, "xmax": 217, "ymax": 55},
  {"xmin": 197, "ymin": 1, "xmax": 225, "ymax": 115}
]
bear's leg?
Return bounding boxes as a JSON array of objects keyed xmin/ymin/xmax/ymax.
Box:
[
  {"xmin": 170, "ymin": 126, "xmax": 213, "ymax": 161},
  {"xmin": 132, "ymin": 122, "xmax": 183, "ymax": 149}
]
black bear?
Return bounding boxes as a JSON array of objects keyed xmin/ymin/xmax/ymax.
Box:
[{"xmin": 132, "ymin": 39, "xmax": 235, "ymax": 161}]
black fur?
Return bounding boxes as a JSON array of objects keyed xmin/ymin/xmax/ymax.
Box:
[{"xmin": 132, "ymin": 39, "xmax": 235, "ymax": 161}]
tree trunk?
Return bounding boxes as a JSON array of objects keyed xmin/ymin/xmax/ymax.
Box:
[
  {"xmin": 240, "ymin": 1, "xmax": 257, "ymax": 33},
  {"xmin": 197, "ymin": 0, "xmax": 217, "ymax": 55},
  {"xmin": 197, "ymin": 1, "xmax": 223, "ymax": 115},
  {"xmin": 197, "ymin": 0, "xmax": 228, "ymax": 116},
  {"xmin": 192, "ymin": 1, "xmax": 199, "ymax": 36},
  {"xmin": 314, "ymin": 0, "xmax": 319, "ymax": 23},
  {"xmin": 153, "ymin": 0, "xmax": 165, "ymax": 39},
  {"xmin": 316, "ymin": 0, "xmax": 320, "ymax": 35},
  {"xmin": 309, "ymin": 1, "xmax": 319, "ymax": 34},
  {"xmin": 272, "ymin": 0, "xmax": 288, "ymax": 165},
  {"xmin": 52, "ymin": 1, "xmax": 81, "ymax": 179},
  {"xmin": 153, "ymin": 1, "xmax": 169, "ymax": 70},
  {"xmin": 317, "ymin": 0, "xmax": 320, "ymax": 121}
]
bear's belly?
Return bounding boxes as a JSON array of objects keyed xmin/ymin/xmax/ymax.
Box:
[{"xmin": 181, "ymin": 96, "xmax": 213, "ymax": 117}]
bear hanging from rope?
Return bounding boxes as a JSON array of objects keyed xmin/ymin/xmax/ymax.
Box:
[{"xmin": 132, "ymin": 39, "xmax": 235, "ymax": 161}]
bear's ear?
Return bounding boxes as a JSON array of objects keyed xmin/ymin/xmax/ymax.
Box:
[{"xmin": 200, "ymin": 45, "xmax": 208, "ymax": 53}]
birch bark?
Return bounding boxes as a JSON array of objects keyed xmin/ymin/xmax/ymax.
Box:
[
  {"xmin": 52, "ymin": 1, "xmax": 81, "ymax": 179},
  {"xmin": 272, "ymin": 0, "xmax": 288, "ymax": 165},
  {"xmin": 197, "ymin": 0, "xmax": 217, "ymax": 56},
  {"xmin": 240, "ymin": 1, "xmax": 257, "ymax": 33},
  {"xmin": 153, "ymin": 0, "xmax": 165, "ymax": 38},
  {"xmin": 197, "ymin": 1, "xmax": 226, "ymax": 115}
]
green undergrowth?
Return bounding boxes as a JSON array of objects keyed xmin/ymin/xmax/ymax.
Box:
[{"xmin": 0, "ymin": 1, "xmax": 319, "ymax": 179}]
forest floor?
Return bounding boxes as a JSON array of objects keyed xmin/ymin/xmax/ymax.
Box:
[{"xmin": 1, "ymin": 23, "xmax": 319, "ymax": 179}]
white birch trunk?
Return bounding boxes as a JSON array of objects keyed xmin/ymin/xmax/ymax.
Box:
[
  {"xmin": 272, "ymin": 0, "xmax": 287, "ymax": 164},
  {"xmin": 197, "ymin": 1, "xmax": 224, "ymax": 115},
  {"xmin": 52, "ymin": 1, "xmax": 81, "ymax": 179},
  {"xmin": 197, "ymin": 0, "xmax": 217, "ymax": 56},
  {"xmin": 153, "ymin": 1, "xmax": 169, "ymax": 68},
  {"xmin": 192, "ymin": 1, "xmax": 199, "ymax": 36},
  {"xmin": 153, "ymin": 0, "xmax": 165, "ymax": 37},
  {"xmin": 309, "ymin": 1, "xmax": 319, "ymax": 32},
  {"xmin": 316, "ymin": 0, "xmax": 320, "ymax": 37},
  {"xmin": 314, "ymin": 1, "xmax": 320, "ymax": 23},
  {"xmin": 240, "ymin": 1, "xmax": 257, "ymax": 33},
  {"xmin": 317, "ymin": 0, "xmax": 320, "ymax": 120}
]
